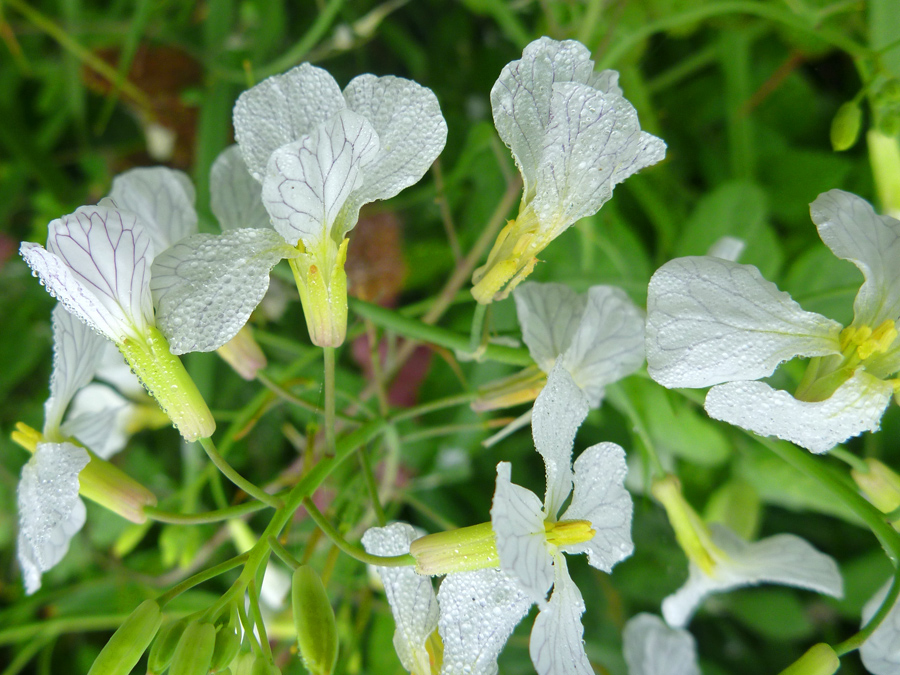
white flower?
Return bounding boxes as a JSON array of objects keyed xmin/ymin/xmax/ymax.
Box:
[
  {"xmin": 860, "ymin": 578, "xmax": 900, "ymax": 674},
  {"xmin": 646, "ymin": 189, "xmax": 900, "ymax": 454},
  {"xmin": 472, "ymin": 37, "xmax": 666, "ymax": 303},
  {"xmin": 442, "ymin": 363, "xmax": 634, "ymax": 675},
  {"xmin": 623, "ymin": 613, "xmax": 700, "ymax": 675}
]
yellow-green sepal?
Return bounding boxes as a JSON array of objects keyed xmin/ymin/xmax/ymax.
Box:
[
  {"xmin": 169, "ymin": 621, "xmax": 217, "ymax": 675},
  {"xmin": 147, "ymin": 618, "xmax": 189, "ymax": 675},
  {"xmin": 87, "ymin": 599, "xmax": 162, "ymax": 675},
  {"xmin": 292, "ymin": 565, "xmax": 338, "ymax": 675}
]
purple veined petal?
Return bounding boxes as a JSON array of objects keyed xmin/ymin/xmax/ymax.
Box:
[
  {"xmin": 210, "ymin": 145, "xmax": 271, "ymax": 231},
  {"xmin": 513, "ymin": 282, "xmax": 586, "ymax": 372},
  {"xmin": 704, "ymin": 370, "xmax": 893, "ymax": 454},
  {"xmin": 262, "ymin": 109, "xmax": 380, "ymax": 246},
  {"xmin": 234, "ymin": 62, "xmax": 346, "ymax": 182},
  {"xmin": 646, "ymin": 256, "xmax": 843, "ymax": 388},
  {"xmin": 622, "ymin": 613, "xmax": 700, "ymax": 675}
]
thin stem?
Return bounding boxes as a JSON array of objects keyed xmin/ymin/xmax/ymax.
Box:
[
  {"xmin": 157, "ymin": 552, "xmax": 250, "ymax": 607},
  {"xmin": 248, "ymin": 578, "xmax": 273, "ymax": 662},
  {"xmin": 359, "ymin": 447, "xmax": 387, "ymax": 526},
  {"xmin": 605, "ymin": 383, "xmax": 666, "ymax": 479},
  {"xmin": 256, "ymin": 371, "xmax": 364, "ymax": 424},
  {"xmin": 199, "ymin": 437, "xmax": 283, "ymax": 509},
  {"xmin": 828, "ymin": 446, "xmax": 871, "ymax": 474},
  {"xmin": 432, "ymin": 159, "xmax": 462, "ymax": 262},
  {"xmin": 469, "ymin": 302, "xmax": 488, "ymax": 353},
  {"xmin": 268, "ymin": 536, "xmax": 301, "ymax": 571},
  {"xmin": 144, "ymin": 500, "xmax": 273, "ymax": 524},
  {"xmin": 400, "ymin": 420, "xmax": 506, "ymax": 444},
  {"xmin": 834, "ymin": 566, "xmax": 900, "ymax": 655},
  {"xmin": 302, "ymin": 497, "xmax": 415, "ymax": 567},
  {"xmin": 324, "ymin": 347, "xmax": 337, "ymax": 457},
  {"xmin": 236, "ymin": 601, "xmax": 263, "ymax": 658}
]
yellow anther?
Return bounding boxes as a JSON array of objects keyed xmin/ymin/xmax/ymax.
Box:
[
  {"xmin": 11, "ymin": 422, "xmax": 41, "ymax": 453},
  {"xmin": 544, "ymin": 519, "xmax": 596, "ymax": 548},
  {"xmin": 858, "ymin": 320, "xmax": 898, "ymax": 359}
]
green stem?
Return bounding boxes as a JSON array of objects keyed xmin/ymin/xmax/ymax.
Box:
[
  {"xmin": 248, "ymin": 578, "xmax": 273, "ymax": 662},
  {"xmin": 469, "ymin": 303, "xmax": 488, "ymax": 353},
  {"xmin": 389, "ymin": 391, "xmax": 480, "ymax": 423},
  {"xmin": 144, "ymin": 500, "xmax": 273, "ymax": 524},
  {"xmin": 349, "ymin": 298, "xmax": 532, "ymax": 366},
  {"xmin": 268, "ymin": 536, "xmax": 301, "ymax": 571},
  {"xmin": 834, "ymin": 566, "xmax": 900, "ymax": 655},
  {"xmin": 828, "ymin": 446, "xmax": 871, "ymax": 474},
  {"xmin": 302, "ymin": 497, "xmax": 415, "ymax": 567},
  {"xmin": 359, "ymin": 448, "xmax": 387, "ymax": 526},
  {"xmin": 605, "ymin": 383, "xmax": 666, "ymax": 479},
  {"xmin": 157, "ymin": 552, "xmax": 250, "ymax": 607},
  {"xmin": 324, "ymin": 347, "xmax": 337, "ymax": 456},
  {"xmin": 199, "ymin": 437, "xmax": 283, "ymax": 509}
]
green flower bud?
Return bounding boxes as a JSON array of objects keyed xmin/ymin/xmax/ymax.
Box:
[
  {"xmin": 830, "ymin": 101, "xmax": 862, "ymax": 151},
  {"xmin": 777, "ymin": 643, "xmax": 839, "ymax": 675},
  {"xmin": 169, "ymin": 621, "xmax": 217, "ymax": 675},
  {"xmin": 87, "ymin": 599, "xmax": 162, "ymax": 675},
  {"xmin": 147, "ymin": 618, "xmax": 189, "ymax": 675},
  {"xmin": 230, "ymin": 651, "xmax": 256, "ymax": 675},
  {"xmin": 292, "ymin": 565, "xmax": 338, "ymax": 675},
  {"xmin": 210, "ymin": 607, "xmax": 242, "ymax": 673}
]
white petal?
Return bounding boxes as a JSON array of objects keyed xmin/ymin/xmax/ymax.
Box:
[
  {"xmin": 491, "ymin": 462, "xmax": 554, "ymax": 605},
  {"xmin": 646, "ymin": 256, "xmax": 843, "ymax": 388},
  {"xmin": 622, "ymin": 613, "xmax": 700, "ymax": 675},
  {"xmin": 811, "ymin": 189, "xmax": 900, "ymax": 329},
  {"xmin": 707, "ymin": 236, "xmax": 746, "ymax": 262},
  {"xmin": 532, "ymin": 363, "xmax": 588, "ymax": 516},
  {"xmin": 262, "ymin": 109, "xmax": 380, "ymax": 246},
  {"xmin": 437, "ymin": 568, "xmax": 532, "ymax": 675},
  {"xmin": 105, "ymin": 167, "xmax": 198, "ymax": 252},
  {"xmin": 561, "ymin": 286, "xmax": 645, "ymax": 407},
  {"xmin": 491, "ymin": 37, "xmax": 602, "ymax": 199},
  {"xmin": 62, "ymin": 383, "xmax": 132, "ymax": 459},
  {"xmin": 513, "ymin": 282, "xmax": 586, "ymax": 371},
  {"xmin": 860, "ymin": 579, "xmax": 900, "ymax": 675},
  {"xmin": 21, "ymin": 206, "xmax": 155, "ymax": 342},
  {"xmin": 661, "ymin": 524, "xmax": 842, "ymax": 628},
  {"xmin": 534, "ymin": 82, "xmax": 665, "ymax": 233},
  {"xmin": 342, "ymin": 75, "xmax": 447, "ymax": 219},
  {"xmin": 210, "ymin": 145, "xmax": 271, "ymax": 231},
  {"xmin": 362, "ymin": 523, "xmax": 439, "ymax": 675},
  {"xmin": 704, "ymin": 370, "xmax": 893, "ymax": 454},
  {"xmin": 43, "ymin": 304, "xmax": 108, "ymax": 436},
  {"xmin": 529, "ymin": 556, "xmax": 592, "ymax": 675},
  {"xmin": 17, "ymin": 442, "xmax": 90, "ymax": 594},
  {"xmin": 151, "ymin": 228, "xmax": 293, "ymax": 354},
  {"xmin": 561, "ymin": 442, "xmax": 634, "ymax": 572},
  {"xmin": 233, "ymin": 63, "xmax": 346, "ymax": 182}
]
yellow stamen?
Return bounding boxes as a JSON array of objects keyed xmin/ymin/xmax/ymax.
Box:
[
  {"xmin": 544, "ymin": 519, "xmax": 595, "ymax": 548},
  {"xmin": 858, "ymin": 319, "xmax": 898, "ymax": 359},
  {"xmin": 11, "ymin": 422, "xmax": 41, "ymax": 454}
]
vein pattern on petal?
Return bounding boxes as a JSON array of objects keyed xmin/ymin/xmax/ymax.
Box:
[
  {"xmin": 211, "ymin": 145, "xmax": 271, "ymax": 231},
  {"xmin": 622, "ymin": 613, "xmax": 700, "ymax": 675},
  {"xmin": 514, "ymin": 282, "xmax": 586, "ymax": 371}
]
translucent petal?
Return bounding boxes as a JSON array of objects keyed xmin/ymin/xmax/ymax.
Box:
[
  {"xmin": 529, "ymin": 556, "xmax": 592, "ymax": 675},
  {"xmin": 811, "ymin": 189, "xmax": 900, "ymax": 329},
  {"xmin": 151, "ymin": 228, "xmax": 293, "ymax": 354},
  {"xmin": 94, "ymin": 343, "xmax": 144, "ymax": 398},
  {"xmin": 21, "ymin": 205, "xmax": 155, "ymax": 342},
  {"xmin": 491, "ymin": 462, "xmax": 554, "ymax": 605},
  {"xmin": 62, "ymin": 383, "xmax": 132, "ymax": 459},
  {"xmin": 646, "ymin": 256, "xmax": 843, "ymax": 388},
  {"xmin": 860, "ymin": 578, "xmax": 900, "ymax": 675},
  {"xmin": 342, "ymin": 75, "xmax": 447, "ymax": 222},
  {"xmin": 707, "ymin": 236, "xmax": 746, "ymax": 262},
  {"xmin": 704, "ymin": 370, "xmax": 893, "ymax": 454},
  {"xmin": 105, "ymin": 167, "xmax": 198, "ymax": 252},
  {"xmin": 532, "ymin": 363, "xmax": 588, "ymax": 516},
  {"xmin": 43, "ymin": 304, "xmax": 107, "ymax": 437},
  {"xmin": 233, "ymin": 63, "xmax": 346, "ymax": 182},
  {"xmin": 534, "ymin": 82, "xmax": 665, "ymax": 233},
  {"xmin": 622, "ymin": 613, "xmax": 700, "ymax": 675},
  {"xmin": 262, "ymin": 109, "xmax": 380, "ymax": 246},
  {"xmin": 561, "ymin": 442, "xmax": 634, "ymax": 572},
  {"xmin": 362, "ymin": 523, "xmax": 439, "ymax": 675},
  {"xmin": 661, "ymin": 524, "xmax": 843, "ymax": 628},
  {"xmin": 561, "ymin": 286, "xmax": 645, "ymax": 407},
  {"xmin": 210, "ymin": 146, "xmax": 271, "ymax": 231},
  {"xmin": 437, "ymin": 568, "xmax": 532, "ymax": 675},
  {"xmin": 491, "ymin": 37, "xmax": 602, "ymax": 199},
  {"xmin": 513, "ymin": 282, "xmax": 586, "ymax": 372},
  {"xmin": 17, "ymin": 442, "xmax": 89, "ymax": 594}
]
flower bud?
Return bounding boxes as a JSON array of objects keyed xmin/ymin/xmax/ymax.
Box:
[
  {"xmin": 216, "ymin": 325, "xmax": 267, "ymax": 381},
  {"xmin": 147, "ymin": 618, "xmax": 188, "ymax": 675},
  {"xmin": 777, "ymin": 643, "xmax": 839, "ymax": 675},
  {"xmin": 830, "ymin": 101, "xmax": 862, "ymax": 151},
  {"xmin": 210, "ymin": 606, "xmax": 242, "ymax": 673},
  {"xmin": 77, "ymin": 450, "xmax": 157, "ymax": 523},
  {"xmin": 409, "ymin": 521, "xmax": 500, "ymax": 575},
  {"xmin": 292, "ymin": 565, "xmax": 338, "ymax": 675},
  {"xmin": 169, "ymin": 621, "xmax": 217, "ymax": 675},
  {"xmin": 853, "ymin": 458, "xmax": 900, "ymax": 526},
  {"xmin": 87, "ymin": 599, "xmax": 162, "ymax": 675}
]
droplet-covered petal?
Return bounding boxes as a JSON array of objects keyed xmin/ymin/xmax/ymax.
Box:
[
  {"xmin": 622, "ymin": 613, "xmax": 700, "ymax": 675},
  {"xmin": 529, "ymin": 556, "xmax": 592, "ymax": 675},
  {"xmin": 514, "ymin": 282, "xmax": 586, "ymax": 372},
  {"xmin": 233, "ymin": 63, "xmax": 346, "ymax": 182},
  {"xmin": 704, "ymin": 371, "xmax": 893, "ymax": 454},
  {"xmin": 491, "ymin": 462, "xmax": 554, "ymax": 605},
  {"xmin": 210, "ymin": 145, "xmax": 271, "ymax": 231},
  {"xmin": 262, "ymin": 109, "xmax": 380, "ymax": 246},
  {"xmin": 860, "ymin": 579, "xmax": 900, "ymax": 675},
  {"xmin": 646, "ymin": 256, "xmax": 843, "ymax": 388},
  {"xmin": 561, "ymin": 286, "xmax": 645, "ymax": 407},
  {"xmin": 151, "ymin": 228, "xmax": 294, "ymax": 354},
  {"xmin": 362, "ymin": 523, "xmax": 439, "ymax": 675},
  {"xmin": 561, "ymin": 442, "xmax": 633, "ymax": 572},
  {"xmin": 17, "ymin": 441, "xmax": 90, "ymax": 594},
  {"xmin": 534, "ymin": 81, "xmax": 665, "ymax": 234},
  {"xmin": 105, "ymin": 167, "xmax": 198, "ymax": 252},
  {"xmin": 532, "ymin": 363, "xmax": 588, "ymax": 516},
  {"xmin": 437, "ymin": 568, "xmax": 532, "ymax": 675},
  {"xmin": 811, "ymin": 189, "xmax": 900, "ymax": 330}
]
